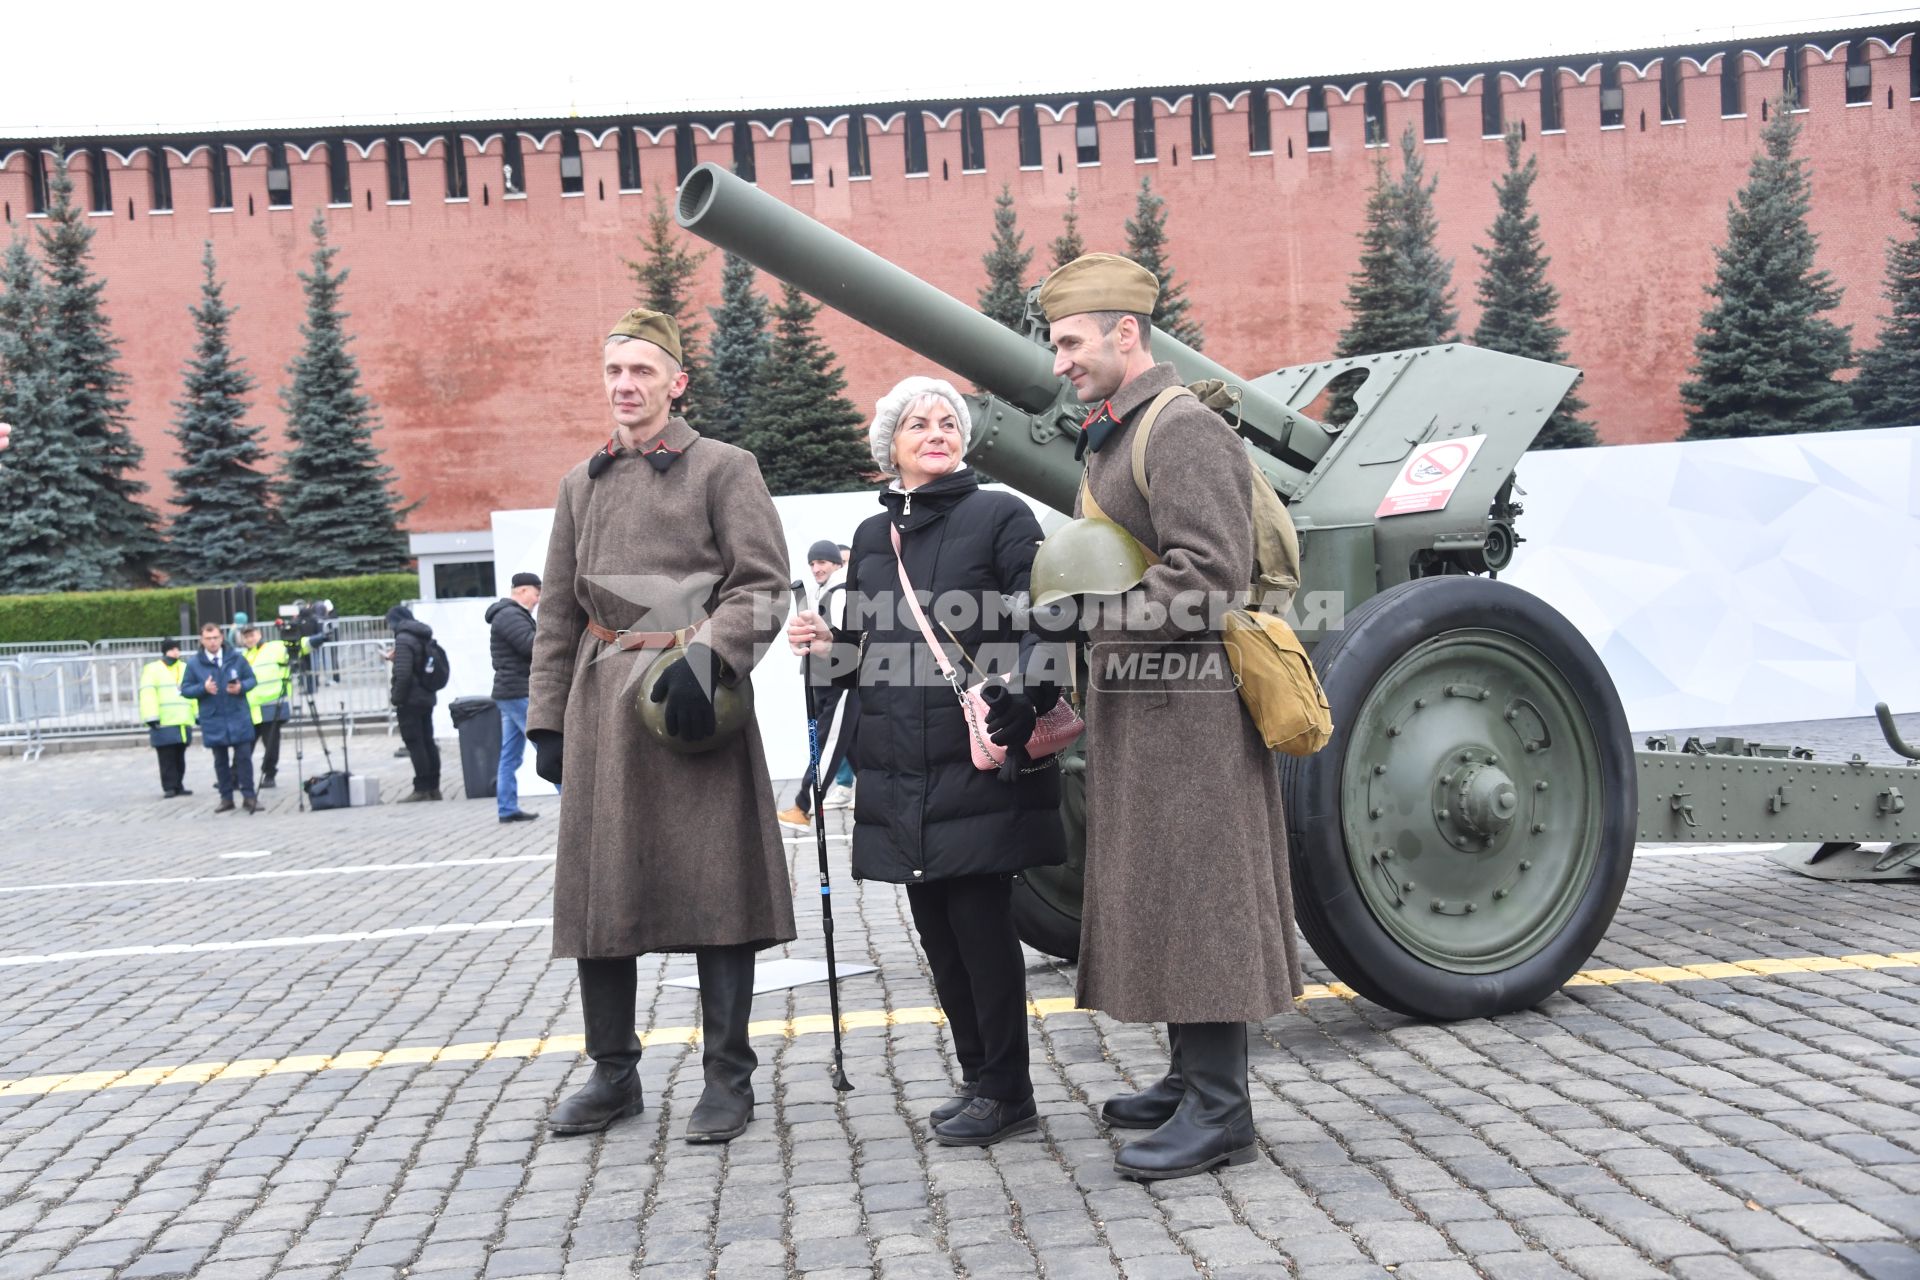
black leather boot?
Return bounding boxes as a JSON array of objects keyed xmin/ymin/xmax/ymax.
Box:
[
  {"xmin": 686, "ymin": 944, "xmax": 757, "ymax": 1144},
  {"xmin": 549, "ymin": 958, "xmax": 644, "ymax": 1136},
  {"xmin": 1101, "ymin": 1025, "xmax": 1184, "ymax": 1130},
  {"xmin": 1114, "ymin": 1022, "xmax": 1257, "ymax": 1181},
  {"xmin": 933, "ymin": 1093, "xmax": 1038, "ymax": 1147},
  {"xmin": 930, "ymin": 1080, "xmax": 979, "ymax": 1126}
]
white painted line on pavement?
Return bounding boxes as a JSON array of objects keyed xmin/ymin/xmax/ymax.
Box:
[
  {"xmin": 218, "ymin": 849, "xmax": 276, "ymax": 860},
  {"xmin": 0, "ymin": 853, "xmax": 555, "ymax": 895},
  {"xmin": 0, "ymin": 916, "xmax": 551, "ymax": 967}
]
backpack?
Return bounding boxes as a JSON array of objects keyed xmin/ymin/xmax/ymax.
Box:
[
  {"xmin": 1080, "ymin": 382, "xmax": 1332, "ymax": 757},
  {"xmin": 418, "ymin": 638, "xmax": 452, "ymax": 692}
]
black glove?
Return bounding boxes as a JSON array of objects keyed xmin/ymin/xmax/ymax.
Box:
[
  {"xmin": 530, "ymin": 730, "xmax": 563, "ymax": 786},
  {"xmin": 650, "ymin": 644, "xmax": 720, "ymax": 744},
  {"xmin": 984, "ymin": 686, "xmax": 1038, "ymax": 749},
  {"xmin": 146, "ymin": 719, "xmax": 160, "ymax": 730}
]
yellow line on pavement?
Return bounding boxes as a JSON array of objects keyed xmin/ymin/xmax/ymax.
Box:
[{"xmin": 2, "ymin": 953, "xmax": 1913, "ymax": 1101}]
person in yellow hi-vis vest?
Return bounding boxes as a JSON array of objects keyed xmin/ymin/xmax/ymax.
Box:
[
  {"xmin": 240, "ymin": 624, "xmax": 292, "ymax": 790},
  {"xmin": 138, "ymin": 638, "xmax": 197, "ymax": 798}
]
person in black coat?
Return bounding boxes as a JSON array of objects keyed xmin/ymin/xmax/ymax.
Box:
[
  {"xmin": 789, "ymin": 376, "xmax": 1065, "ymax": 1148},
  {"xmin": 486, "ymin": 573, "xmax": 541, "ymax": 822},
  {"xmin": 387, "ymin": 604, "xmax": 443, "ymax": 801}
]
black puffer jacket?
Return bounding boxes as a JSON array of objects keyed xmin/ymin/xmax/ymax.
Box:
[
  {"xmin": 834, "ymin": 469, "xmax": 1065, "ymax": 884},
  {"xmin": 388, "ymin": 613, "xmax": 439, "ymax": 710},
  {"xmin": 485, "ymin": 598, "xmax": 536, "ymax": 700}
]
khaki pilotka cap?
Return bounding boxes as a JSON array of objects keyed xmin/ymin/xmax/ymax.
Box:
[
  {"xmin": 1036, "ymin": 252, "xmax": 1160, "ymax": 322},
  {"xmin": 606, "ymin": 308, "xmax": 683, "ymax": 364}
]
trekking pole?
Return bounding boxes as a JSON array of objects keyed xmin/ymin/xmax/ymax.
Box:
[{"xmin": 793, "ymin": 581, "xmax": 854, "ymax": 1092}]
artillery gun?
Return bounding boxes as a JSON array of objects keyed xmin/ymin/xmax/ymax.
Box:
[{"xmin": 677, "ymin": 163, "xmax": 1915, "ymax": 1021}]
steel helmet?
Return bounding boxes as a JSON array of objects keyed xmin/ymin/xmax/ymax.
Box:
[
  {"xmin": 1030, "ymin": 518, "xmax": 1151, "ymax": 608},
  {"xmin": 634, "ymin": 644, "xmax": 756, "ymax": 755}
]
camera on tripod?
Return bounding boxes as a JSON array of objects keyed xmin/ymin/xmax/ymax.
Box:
[{"xmin": 276, "ymin": 599, "xmax": 337, "ymax": 690}]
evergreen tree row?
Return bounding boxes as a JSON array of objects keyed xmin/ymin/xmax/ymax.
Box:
[{"xmin": 0, "ymin": 155, "xmax": 410, "ymax": 592}]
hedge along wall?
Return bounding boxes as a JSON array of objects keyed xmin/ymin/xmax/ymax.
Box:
[{"xmin": 0, "ymin": 574, "xmax": 420, "ymax": 645}]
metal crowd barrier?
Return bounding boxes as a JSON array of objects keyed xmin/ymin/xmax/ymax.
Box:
[
  {"xmin": 0, "ymin": 636, "xmax": 402, "ymax": 755},
  {"xmin": 0, "ymin": 640, "xmax": 90, "ymax": 659}
]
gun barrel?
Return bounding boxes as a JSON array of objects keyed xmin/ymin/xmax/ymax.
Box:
[{"xmin": 677, "ymin": 164, "xmax": 1061, "ymax": 414}]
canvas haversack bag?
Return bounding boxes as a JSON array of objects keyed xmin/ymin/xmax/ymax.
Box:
[{"xmin": 1080, "ymin": 382, "xmax": 1333, "ymax": 756}]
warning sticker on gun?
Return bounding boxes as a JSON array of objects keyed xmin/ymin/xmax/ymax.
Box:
[{"xmin": 1376, "ymin": 435, "xmax": 1488, "ymax": 517}]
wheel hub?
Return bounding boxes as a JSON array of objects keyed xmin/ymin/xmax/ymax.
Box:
[{"xmin": 1437, "ymin": 753, "xmax": 1519, "ymax": 847}]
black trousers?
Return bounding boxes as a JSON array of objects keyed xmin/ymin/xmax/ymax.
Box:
[
  {"xmin": 907, "ymin": 873, "xmax": 1031, "ymax": 1101},
  {"xmin": 154, "ymin": 743, "xmax": 187, "ymax": 794},
  {"xmin": 395, "ymin": 705, "xmax": 440, "ymax": 790},
  {"xmin": 252, "ymin": 719, "xmax": 283, "ymax": 780}
]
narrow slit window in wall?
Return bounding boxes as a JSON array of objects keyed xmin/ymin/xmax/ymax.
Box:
[
  {"xmin": 1248, "ymin": 87, "xmax": 1271, "ymax": 152},
  {"xmin": 561, "ymin": 130, "xmax": 585, "ymax": 193},
  {"xmin": 1133, "ymin": 93, "xmax": 1155, "ymax": 159},
  {"xmin": 502, "ymin": 133, "xmax": 525, "ymax": 194},
  {"xmin": 326, "ymin": 139, "xmax": 351, "ymax": 204},
  {"xmin": 1722, "ymin": 51, "xmax": 1745, "ymax": 114},
  {"xmin": 1017, "ymin": 104, "xmax": 1041, "ymax": 166},
  {"xmin": 148, "ymin": 146, "xmax": 172, "ymax": 212},
  {"xmin": 1783, "ymin": 43, "xmax": 1806, "ymax": 108},
  {"xmin": 1482, "ymin": 73, "xmax": 1503, "ymax": 135},
  {"xmin": 1306, "ymin": 86, "xmax": 1329, "ymax": 149},
  {"xmin": 265, "ymin": 142, "xmax": 291, "ymax": 208},
  {"xmin": 1191, "ymin": 93, "xmax": 1213, "ymax": 156},
  {"xmin": 960, "ymin": 107, "xmax": 985, "ymax": 172},
  {"xmin": 88, "ymin": 146, "xmax": 112, "ymax": 212},
  {"xmin": 904, "ymin": 112, "xmax": 929, "ymax": 175},
  {"xmin": 443, "ymin": 134, "xmax": 468, "ymax": 199},
  {"xmin": 1600, "ymin": 62, "xmax": 1624, "ymax": 127},
  {"xmin": 1912, "ymin": 38, "xmax": 1919, "ymax": 98},
  {"xmin": 1076, "ymin": 101, "xmax": 1099, "ymax": 164},
  {"xmin": 1541, "ymin": 66, "xmax": 1564, "ymax": 129},
  {"xmin": 1364, "ymin": 81, "xmax": 1385, "ymax": 144},
  {"xmin": 675, "ymin": 126, "xmax": 697, "ymax": 183},
  {"xmin": 730, "ymin": 122, "xmax": 755, "ymax": 182},
  {"xmin": 385, "ymin": 137, "xmax": 409, "ymax": 201},
  {"xmin": 1845, "ymin": 41, "xmax": 1871, "ymax": 104},
  {"xmin": 210, "ymin": 145, "xmax": 234, "ymax": 208},
  {"xmin": 25, "ymin": 146, "xmax": 48, "ymax": 213},
  {"xmin": 617, "ymin": 126, "xmax": 641, "ymax": 190},
  {"xmin": 789, "ymin": 118, "xmax": 813, "ymax": 181},
  {"xmin": 847, "ymin": 115, "xmax": 871, "ymax": 177},
  {"xmin": 1660, "ymin": 58, "xmax": 1684, "ymax": 120},
  {"xmin": 1423, "ymin": 77, "xmax": 1446, "ymax": 139}
]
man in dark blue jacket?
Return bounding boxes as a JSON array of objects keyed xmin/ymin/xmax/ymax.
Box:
[
  {"xmin": 180, "ymin": 621, "xmax": 259, "ymax": 813},
  {"xmin": 388, "ymin": 605, "xmax": 444, "ymax": 802},
  {"xmin": 486, "ymin": 573, "xmax": 541, "ymax": 823}
]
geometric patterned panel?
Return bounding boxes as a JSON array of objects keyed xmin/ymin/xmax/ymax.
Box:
[{"xmin": 1501, "ymin": 424, "xmax": 1920, "ymax": 730}]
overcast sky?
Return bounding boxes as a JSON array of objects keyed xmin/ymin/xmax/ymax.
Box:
[{"xmin": 9, "ymin": 0, "xmax": 1919, "ymax": 137}]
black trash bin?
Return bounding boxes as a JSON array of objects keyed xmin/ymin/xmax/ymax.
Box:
[{"xmin": 449, "ymin": 697, "xmax": 501, "ymax": 800}]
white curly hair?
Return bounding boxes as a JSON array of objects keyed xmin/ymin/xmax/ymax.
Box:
[{"xmin": 868, "ymin": 376, "xmax": 973, "ymax": 479}]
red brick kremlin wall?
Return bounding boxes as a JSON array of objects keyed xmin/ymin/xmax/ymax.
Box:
[{"xmin": 1, "ymin": 33, "xmax": 1915, "ymax": 533}]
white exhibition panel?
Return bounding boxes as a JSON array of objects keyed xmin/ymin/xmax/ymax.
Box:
[
  {"xmin": 471, "ymin": 426, "xmax": 1919, "ymax": 780},
  {"xmin": 1500, "ymin": 424, "xmax": 1920, "ymax": 731}
]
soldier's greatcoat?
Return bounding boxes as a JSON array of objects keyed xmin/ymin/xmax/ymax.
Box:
[
  {"xmin": 529, "ymin": 417, "xmax": 796, "ymax": 959},
  {"xmin": 1074, "ymin": 363, "xmax": 1304, "ymax": 1023}
]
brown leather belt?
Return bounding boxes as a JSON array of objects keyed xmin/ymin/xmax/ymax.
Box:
[{"xmin": 585, "ymin": 620, "xmax": 694, "ymax": 652}]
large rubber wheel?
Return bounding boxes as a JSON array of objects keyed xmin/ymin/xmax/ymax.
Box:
[
  {"xmin": 1282, "ymin": 576, "xmax": 1635, "ymax": 1020},
  {"xmin": 1012, "ymin": 750, "xmax": 1085, "ymax": 962}
]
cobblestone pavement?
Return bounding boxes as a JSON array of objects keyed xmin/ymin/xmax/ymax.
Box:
[{"xmin": 0, "ymin": 720, "xmax": 1916, "ymax": 1280}]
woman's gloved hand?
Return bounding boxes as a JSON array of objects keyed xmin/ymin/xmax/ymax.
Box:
[
  {"xmin": 984, "ymin": 686, "xmax": 1038, "ymax": 748},
  {"xmin": 650, "ymin": 644, "xmax": 720, "ymax": 743},
  {"xmin": 530, "ymin": 730, "xmax": 564, "ymax": 786},
  {"xmin": 1029, "ymin": 682, "xmax": 1062, "ymax": 716}
]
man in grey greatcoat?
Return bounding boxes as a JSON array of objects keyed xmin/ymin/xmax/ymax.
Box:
[
  {"xmin": 1042, "ymin": 254, "xmax": 1304, "ymax": 1181},
  {"xmin": 527, "ymin": 307, "xmax": 795, "ymax": 1144}
]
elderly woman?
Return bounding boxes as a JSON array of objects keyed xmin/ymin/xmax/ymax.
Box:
[{"xmin": 789, "ymin": 376, "xmax": 1065, "ymax": 1147}]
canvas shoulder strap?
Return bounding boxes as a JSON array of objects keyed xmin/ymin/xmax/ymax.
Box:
[{"xmin": 1129, "ymin": 386, "xmax": 1196, "ymax": 500}]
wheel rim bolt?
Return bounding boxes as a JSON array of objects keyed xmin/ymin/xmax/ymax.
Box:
[
  {"xmin": 1370, "ymin": 808, "xmax": 1382, "ymax": 819},
  {"xmin": 1519, "ymin": 859, "xmax": 1533, "ymax": 871},
  {"xmin": 1536, "ymin": 781, "xmax": 1549, "ymax": 791},
  {"xmin": 1494, "ymin": 888, "xmax": 1509, "ymax": 900},
  {"xmin": 1374, "ymin": 765, "xmax": 1387, "ymax": 776},
  {"xmin": 1531, "ymin": 822, "xmax": 1545, "ymax": 834}
]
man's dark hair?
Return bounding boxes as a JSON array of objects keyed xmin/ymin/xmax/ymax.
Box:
[
  {"xmin": 1089, "ymin": 310, "xmax": 1152, "ymax": 345},
  {"xmin": 200, "ymin": 621, "xmax": 221, "ymax": 632}
]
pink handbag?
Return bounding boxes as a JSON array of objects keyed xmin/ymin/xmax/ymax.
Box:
[{"xmin": 892, "ymin": 524, "xmax": 1084, "ymax": 772}]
